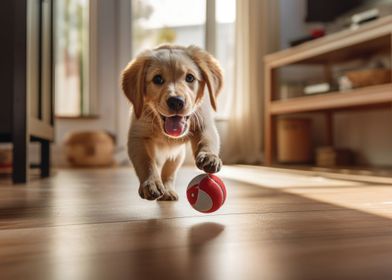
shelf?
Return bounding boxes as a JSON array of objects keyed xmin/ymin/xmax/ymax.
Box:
[
  {"xmin": 269, "ymin": 83, "xmax": 392, "ymax": 115},
  {"xmin": 264, "ymin": 16, "xmax": 392, "ymax": 67},
  {"xmin": 56, "ymin": 115, "xmax": 100, "ymax": 120},
  {"xmin": 264, "ymin": 17, "xmax": 392, "ymax": 166}
]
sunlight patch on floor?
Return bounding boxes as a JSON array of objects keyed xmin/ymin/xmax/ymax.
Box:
[
  {"xmin": 220, "ymin": 165, "xmax": 392, "ymax": 219},
  {"xmin": 220, "ymin": 165, "xmax": 361, "ymax": 189}
]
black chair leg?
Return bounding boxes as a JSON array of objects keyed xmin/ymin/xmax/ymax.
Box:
[{"xmin": 40, "ymin": 140, "xmax": 50, "ymax": 178}]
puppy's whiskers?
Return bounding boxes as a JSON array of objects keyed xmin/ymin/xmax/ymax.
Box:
[
  {"xmin": 191, "ymin": 111, "xmax": 203, "ymax": 131},
  {"xmin": 151, "ymin": 115, "xmax": 157, "ymax": 133},
  {"xmin": 143, "ymin": 107, "xmax": 154, "ymax": 119}
]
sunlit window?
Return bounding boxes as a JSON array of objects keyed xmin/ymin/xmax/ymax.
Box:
[
  {"xmin": 55, "ymin": 0, "xmax": 90, "ymax": 117},
  {"xmin": 131, "ymin": 0, "xmax": 236, "ymax": 118},
  {"xmin": 132, "ymin": 0, "xmax": 206, "ymax": 54},
  {"xmin": 216, "ymin": 0, "xmax": 236, "ymax": 118}
]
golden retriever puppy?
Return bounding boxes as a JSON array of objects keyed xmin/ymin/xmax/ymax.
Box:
[{"xmin": 121, "ymin": 45, "xmax": 223, "ymax": 201}]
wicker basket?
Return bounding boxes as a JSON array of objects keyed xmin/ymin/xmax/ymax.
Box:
[
  {"xmin": 277, "ymin": 118, "xmax": 312, "ymax": 163},
  {"xmin": 64, "ymin": 131, "xmax": 115, "ymax": 167},
  {"xmin": 345, "ymin": 69, "xmax": 391, "ymax": 88}
]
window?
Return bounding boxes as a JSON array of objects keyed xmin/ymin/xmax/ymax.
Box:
[
  {"xmin": 215, "ymin": 0, "xmax": 236, "ymax": 117},
  {"xmin": 132, "ymin": 0, "xmax": 206, "ymax": 54},
  {"xmin": 55, "ymin": 0, "xmax": 96, "ymax": 117},
  {"xmin": 131, "ymin": 0, "xmax": 236, "ymax": 118}
]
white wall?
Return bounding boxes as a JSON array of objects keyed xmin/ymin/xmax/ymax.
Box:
[
  {"xmin": 279, "ymin": 0, "xmax": 308, "ymax": 49},
  {"xmin": 279, "ymin": 0, "xmax": 392, "ymax": 166},
  {"xmin": 334, "ymin": 110, "xmax": 392, "ymax": 166}
]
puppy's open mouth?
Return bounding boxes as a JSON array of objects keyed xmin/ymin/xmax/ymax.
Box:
[{"xmin": 160, "ymin": 115, "xmax": 190, "ymax": 138}]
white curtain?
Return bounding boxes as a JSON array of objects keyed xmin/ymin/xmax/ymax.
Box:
[{"xmin": 222, "ymin": 0, "xmax": 279, "ymax": 164}]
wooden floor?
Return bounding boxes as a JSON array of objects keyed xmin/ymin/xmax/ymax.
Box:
[{"xmin": 1, "ymin": 166, "xmax": 392, "ymax": 280}]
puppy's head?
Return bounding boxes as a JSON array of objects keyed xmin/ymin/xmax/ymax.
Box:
[{"xmin": 121, "ymin": 45, "xmax": 223, "ymax": 138}]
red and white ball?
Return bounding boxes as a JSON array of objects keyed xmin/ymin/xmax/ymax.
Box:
[{"xmin": 186, "ymin": 174, "xmax": 227, "ymax": 213}]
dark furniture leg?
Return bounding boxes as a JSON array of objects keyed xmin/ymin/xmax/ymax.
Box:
[
  {"xmin": 40, "ymin": 140, "xmax": 50, "ymax": 178},
  {"xmin": 12, "ymin": 135, "xmax": 28, "ymax": 184},
  {"xmin": 12, "ymin": 0, "xmax": 28, "ymax": 184}
]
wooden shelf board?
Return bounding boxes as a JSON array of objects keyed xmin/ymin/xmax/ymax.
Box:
[
  {"xmin": 56, "ymin": 115, "xmax": 100, "ymax": 120},
  {"xmin": 269, "ymin": 84, "xmax": 392, "ymax": 115},
  {"xmin": 299, "ymin": 35, "xmax": 390, "ymax": 65},
  {"xmin": 264, "ymin": 16, "xmax": 392, "ymax": 68}
]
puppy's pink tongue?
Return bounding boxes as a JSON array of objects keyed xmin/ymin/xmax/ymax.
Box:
[{"xmin": 164, "ymin": 116, "xmax": 186, "ymax": 137}]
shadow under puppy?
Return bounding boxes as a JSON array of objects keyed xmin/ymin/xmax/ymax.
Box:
[{"xmin": 121, "ymin": 45, "xmax": 223, "ymax": 201}]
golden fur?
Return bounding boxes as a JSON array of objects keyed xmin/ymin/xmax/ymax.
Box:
[{"xmin": 121, "ymin": 45, "xmax": 223, "ymax": 200}]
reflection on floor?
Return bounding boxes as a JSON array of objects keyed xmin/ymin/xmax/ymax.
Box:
[{"xmin": 1, "ymin": 166, "xmax": 392, "ymax": 280}]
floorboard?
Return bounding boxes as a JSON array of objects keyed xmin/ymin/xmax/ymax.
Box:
[{"xmin": 1, "ymin": 166, "xmax": 392, "ymax": 280}]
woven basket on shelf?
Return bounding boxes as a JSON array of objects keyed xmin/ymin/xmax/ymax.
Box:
[{"xmin": 345, "ymin": 69, "xmax": 391, "ymax": 88}]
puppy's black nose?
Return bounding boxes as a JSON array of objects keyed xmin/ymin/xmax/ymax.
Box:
[{"xmin": 167, "ymin": 96, "xmax": 185, "ymax": 112}]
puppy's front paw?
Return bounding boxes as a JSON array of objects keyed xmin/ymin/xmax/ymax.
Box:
[
  {"xmin": 157, "ymin": 189, "xmax": 179, "ymax": 201},
  {"xmin": 196, "ymin": 152, "xmax": 222, "ymax": 173},
  {"xmin": 139, "ymin": 179, "xmax": 165, "ymax": 200}
]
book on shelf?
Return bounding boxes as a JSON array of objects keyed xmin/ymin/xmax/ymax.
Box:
[{"xmin": 304, "ymin": 83, "xmax": 332, "ymax": 95}]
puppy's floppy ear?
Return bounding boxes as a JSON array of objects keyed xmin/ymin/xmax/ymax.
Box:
[
  {"xmin": 121, "ymin": 52, "xmax": 151, "ymax": 119},
  {"xmin": 186, "ymin": 46, "xmax": 223, "ymax": 111}
]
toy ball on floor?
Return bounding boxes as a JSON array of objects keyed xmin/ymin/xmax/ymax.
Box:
[{"xmin": 187, "ymin": 174, "xmax": 227, "ymax": 213}]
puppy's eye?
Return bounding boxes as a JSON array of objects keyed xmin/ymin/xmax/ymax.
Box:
[
  {"xmin": 185, "ymin": 74, "xmax": 195, "ymax": 83},
  {"xmin": 152, "ymin": 75, "xmax": 164, "ymax": 85}
]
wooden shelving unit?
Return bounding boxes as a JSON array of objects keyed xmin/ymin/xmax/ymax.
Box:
[{"xmin": 264, "ymin": 16, "xmax": 392, "ymax": 166}]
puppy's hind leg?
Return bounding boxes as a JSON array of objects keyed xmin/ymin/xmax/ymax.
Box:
[{"xmin": 158, "ymin": 147, "xmax": 185, "ymax": 201}]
